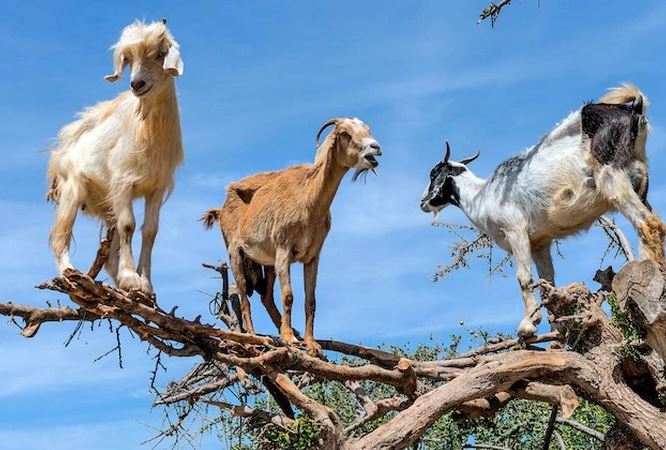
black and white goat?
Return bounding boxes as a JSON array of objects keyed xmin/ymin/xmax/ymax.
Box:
[{"xmin": 420, "ymin": 84, "xmax": 665, "ymax": 337}]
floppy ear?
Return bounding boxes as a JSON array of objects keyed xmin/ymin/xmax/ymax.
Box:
[
  {"xmin": 104, "ymin": 51, "xmax": 124, "ymax": 83},
  {"xmin": 460, "ymin": 151, "xmax": 480, "ymax": 166},
  {"xmin": 163, "ymin": 44, "xmax": 184, "ymax": 76}
]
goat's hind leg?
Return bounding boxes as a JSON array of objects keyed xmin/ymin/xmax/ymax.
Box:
[
  {"xmin": 606, "ymin": 169, "xmax": 666, "ymax": 267},
  {"xmin": 228, "ymin": 249, "xmax": 255, "ymax": 334},
  {"xmin": 260, "ymin": 266, "xmax": 283, "ymax": 331},
  {"xmin": 50, "ymin": 179, "xmax": 82, "ymax": 274},
  {"xmin": 103, "ymin": 224, "xmax": 121, "ymax": 284}
]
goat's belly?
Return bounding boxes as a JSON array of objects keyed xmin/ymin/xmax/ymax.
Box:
[{"xmin": 243, "ymin": 245, "xmax": 275, "ymax": 266}]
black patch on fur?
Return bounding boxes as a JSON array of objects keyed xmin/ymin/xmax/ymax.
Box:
[
  {"xmin": 582, "ymin": 103, "xmax": 642, "ymax": 167},
  {"xmin": 631, "ymin": 171, "xmax": 652, "ymax": 211},
  {"xmin": 424, "ymin": 162, "xmax": 465, "ymax": 208},
  {"xmin": 487, "ymin": 146, "xmax": 540, "ymax": 204}
]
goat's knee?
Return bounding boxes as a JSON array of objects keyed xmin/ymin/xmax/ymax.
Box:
[{"xmin": 117, "ymin": 213, "xmax": 136, "ymax": 241}]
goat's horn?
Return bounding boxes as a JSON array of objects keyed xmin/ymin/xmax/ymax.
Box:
[
  {"xmin": 162, "ymin": 18, "xmax": 168, "ymax": 25},
  {"xmin": 634, "ymin": 95, "xmax": 644, "ymax": 115},
  {"xmin": 460, "ymin": 151, "xmax": 480, "ymax": 166},
  {"xmin": 443, "ymin": 141, "xmax": 451, "ymax": 163},
  {"xmin": 315, "ymin": 118, "xmax": 339, "ymax": 150}
]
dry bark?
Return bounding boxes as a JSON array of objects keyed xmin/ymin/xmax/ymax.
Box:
[{"xmin": 2, "ymin": 246, "xmax": 666, "ymax": 449}]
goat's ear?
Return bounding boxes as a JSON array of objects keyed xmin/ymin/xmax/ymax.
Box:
[
  {"xmin": 104, "ymin": 53, "xmax": 124, "ymax": 83},
  {"xmin": 163, "ymin": 44, "xmax": 184, "ymax": 76},
  {"xmin": 460, "ymin": 151, "xmax": 480, "ymax": 166}
]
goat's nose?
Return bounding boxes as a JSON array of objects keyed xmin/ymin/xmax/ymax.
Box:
[
  {"xmin": 369, "ymin": 142, "xmax": 382, "ymax": 155},
  {"xmin": 420, "ymin": 201, "xmax": 430, "ymax": 212},
  {"xmin": 131, "ymin": 79, "xmax": 146, "ymax": 91}
]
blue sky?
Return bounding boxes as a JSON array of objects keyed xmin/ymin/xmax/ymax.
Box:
[{"xmin": 1, "ymin": 1, "xmax": 666, "ymax": 448}]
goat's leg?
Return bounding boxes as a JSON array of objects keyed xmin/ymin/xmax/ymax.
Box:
[
  {"xmin": 506, "ymin": 230, "xmax": 541, "ymax": 337},
  {"xmin": 228, "ymin": 249, "xmax": 255, "ymax": 334},
  {"xmin": 533, "ymin": 242, "xmax": 555, "ymax": 286},
  {"xmin": 607, "ymin": 171, "xmax": 666, "ymax": 267},
  {"xmin": 303, "ymin": 257, "xmax": 322, "ymax": 357},
  {"xmin": 136, "ymin": 190, "xmax": 163, "ymax": 293},
  {"xmin": 260, "ymin": 266, "xmax": 283, "ymax": 331},
  {"xmin": 533, "ymin": 242, "xmax": 561, "ymax": 347},
  {"xmin": 114, "ymin": 192, "xmax": 142, "ymax": 291},
  {"xmin": 50, "ymin": 180, "xmax": 81, "ymax": 274},
  {"xmin": 275, "ymin": 248, "xmax": 297, "ymax": 344},
  {"xmin": 103, "ymin": 224, "xmax": 121, "ymax": 284}
]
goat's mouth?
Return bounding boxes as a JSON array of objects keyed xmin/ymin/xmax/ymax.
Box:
[
  {"xmin": 364, "ymin": 154, "xmax": 379, "ymax": 168},
  {"xmin": 133, "ymin": 85, "xmax": 153, "ymax": 97}
]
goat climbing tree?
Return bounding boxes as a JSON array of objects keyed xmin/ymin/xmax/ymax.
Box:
[{"xmin": 1, "ymin": 227, "xmax": 666, "ymax": 450}]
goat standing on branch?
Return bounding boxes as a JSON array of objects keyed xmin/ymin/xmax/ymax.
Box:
[
  {"xmin": 203, "ymin": 118, "xmax": 382, "ymax": 355},
  {"xmin": 421, "ymin": 84, "xmax": 665, "ymax": 337},
  {"xmin": 47, "ymin": 20, "xmax": 184, "ymax": 293}
]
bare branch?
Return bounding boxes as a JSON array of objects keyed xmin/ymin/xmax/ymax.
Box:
[
  {"xmin": 556, "ymin": 416, "xmax": 605, "ymax": 441},
  {"xmin": 478, "ymin": 0, "xmax": 513, "ymax": 26}
]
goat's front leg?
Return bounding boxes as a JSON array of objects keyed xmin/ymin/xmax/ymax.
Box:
[
  {"xmin": 303, "ymin": 256, "xmax": 322, "ymax": 357},
  {"xmin": 136, "ymin": 190, "xmax": 163, "ymax": 293},
  {"xmin": 275, "ymin": 247, "xmax": 297, "ymax": 344},
  {"xmin": 533, "ymin": 242, "xmax": 561, "ymax": 348},
  {"xmin": 114, "ymin": 192, "xmax": 142, "ymax": 291},
  {"xmin": 506, "ymin": 230, "xmax": 541, "ymax": 337}
]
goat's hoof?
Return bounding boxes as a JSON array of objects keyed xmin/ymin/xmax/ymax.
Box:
[
  {"xmin": 118, "ymin": 270, "xmax": 143, "ymax": 292},
  {"xmin": 517, "ymin": 320, "xmax": 537, "ymax": 338},
  {"xmin": 279, "ymin": 331, "xmax": 298, "ymax": 346},
  {"xmin": 305, "ymin": 339, "xmax": 323, "ymax": 358},
  {"xmin": 139, "ymin": 275, "xmax": 154, "ymax": 294}
]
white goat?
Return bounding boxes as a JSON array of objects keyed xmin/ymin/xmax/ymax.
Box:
[
  {"xmin": 47, "ymin": 20, "xmax": 184, "ymax": 293},
  {"xmin": 421, "ymin": 84, "xmax": 665, "ymax": 337}
]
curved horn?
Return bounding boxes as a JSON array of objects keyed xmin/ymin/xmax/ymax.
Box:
[
  {"xmin": 443, "ymin": 141, "xmax": 451, "ymax": 163},
  {"xmin": 634, "ymin": 95, "xmax": 644, "ymax": 115},
  {"xmin": 460, "ymin": 151, "xmax": 480, "ymax": 166},
  {"xmin": 315, "ymin": 118, "xmax": 339, "ymax": 150}
]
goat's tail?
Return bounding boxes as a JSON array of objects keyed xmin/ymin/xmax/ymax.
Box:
[
  {"xmin": 201, "ymin": 208, "xmax": 221, "ymax": 230},
  {"xmin": 600, "ymin": 83, "xmax": 649, "ymax": 114}
]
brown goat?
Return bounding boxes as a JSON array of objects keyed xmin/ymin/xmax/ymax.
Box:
[{"xmin": 203, "ymin": 117, "xmax": 382, "ymax": 355}]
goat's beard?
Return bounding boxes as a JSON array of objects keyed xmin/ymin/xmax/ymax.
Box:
[{"xmin": 351, "ymin": 167, "xmax": 377, "ymax": 182}]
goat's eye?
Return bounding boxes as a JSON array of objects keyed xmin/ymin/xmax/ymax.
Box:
[{"xmin": 340, "ymin": 131, "xmax": 351, "ymax": 139}]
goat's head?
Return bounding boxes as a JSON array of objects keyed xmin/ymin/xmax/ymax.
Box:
[
  {"xmin": 105, "ymin": 19, "xmax": 184, "ymax": 97},
  {"xmin": 420, "ymin": 141, "xmax": 479, "ymax": 215},
  {"xmin": 315, "ymin": 117, "xmax": 382, "ymax": 181}
]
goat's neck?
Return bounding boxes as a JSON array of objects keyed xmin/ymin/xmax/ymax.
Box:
[
  {"xmin": 455, "ymin": 171, "xmax": 488, "ymax": 230},
  {"xmin": 135, "ymin": 78, "xmax": 183, "ymax": 164},
  {"xmin": 307, "ymin": 150, "xmax": 348, "ymax": 219},
  {"xmin": 137, "ymin": 78, "xmax": 179, "ymax": 122}
]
